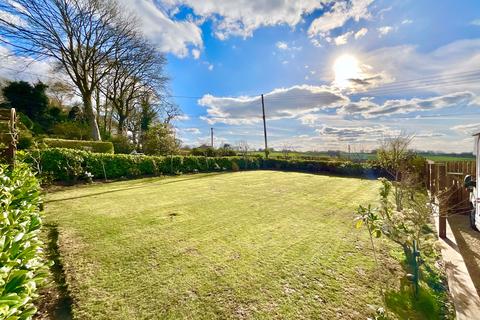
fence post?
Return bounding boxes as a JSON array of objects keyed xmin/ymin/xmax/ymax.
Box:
[
  {"xmin": 438, "ymin": 164, "xmax": 447, "ymax": 239},
  {"xmin": 0, "ymin": 108, "xmax": 17, "ymax": 167},
  {"xmin": 8, "ymin": 108, "xmax": 17, "ymax": 167},
  {"xmin": 434, "ymin": 164, "xmax": 440, "ymax": 195}
]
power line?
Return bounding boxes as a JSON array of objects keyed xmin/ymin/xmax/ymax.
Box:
[
  {"xmin": 1, "ymin": 64, "xmax": 478, "ymax": 100},
  {"xmin": 169, "ymin": 76, "xmax": 480, "ymax": 102}
]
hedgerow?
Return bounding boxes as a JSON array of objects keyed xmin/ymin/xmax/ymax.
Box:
[
  {"xmin": 0, "ymin": 164, "xmax": 48, "ymax": 319},
  {"xmin": 42, "ymin": 138, "xmax": 114, "ymax": 154},
  {"xmin": 20, "ymin": 148, "xmax": 382, "ymax": 184}
]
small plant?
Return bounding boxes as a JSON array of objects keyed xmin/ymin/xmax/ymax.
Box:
[
  {"xmin": 84, "ymin": 171, "xmax": 94, "ymax": 183},
  {"xmin": 355, "ymin": 204, "xmax": 382, "ymax": 267},
  {"xmin": 0, "ymin": 164, "xmax": 49, "ymax": 319},
  {"xmin": 368, "ymin": 307, "xmax": 389, "ymax": 320},
  {"xmin": 355, "ymin": 178, "xmax": 434, "ymax": 301}
]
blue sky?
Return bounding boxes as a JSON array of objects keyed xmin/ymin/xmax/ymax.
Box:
[{"xmin": 2, "ymin": 0, "xmax": 480, "ymax": 152}]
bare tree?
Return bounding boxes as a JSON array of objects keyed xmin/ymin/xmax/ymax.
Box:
[
  {"xmin": 47, "ymin": 81, "xmax": 75, "ymax": 108},
  {"xmin": 100, "ymin": 36, "xmax": 167, "ymax": 135},
  {"xmin": 236, "ymin": 140, "xmax": 250, "ymax": 158},
  {"xmin": 0, "ymin": 0, "xmax": 138, "ymax": 140},
  {"xmin": 377, "ymin": 134, "xmax": 416, "ymax": 210},
  {"xmin": 281, "ymin": 143, "xmax": 293, "ymax": 159},
  {"xmin": 159, "ymin": 101, "xmax": 183, "ymax": 125}
]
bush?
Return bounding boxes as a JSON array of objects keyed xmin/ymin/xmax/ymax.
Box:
[
  {"xmin": 52, "ymin": 121, "xmax": 92, "ymax": 140},
  {"xmin": 42, "ymin": 138, "xmax": 114, "ymax": 154},
  {"xmin": 261, "ymin": 158, "xmax": 382, "ymax": 178},
  {"xmin": 0, "ymin": 164, "xmax": 48, "ymax": 319},
  {"xmin": 109, "ymin": 135, "xmax": 135, "ymax": 154},
  {"xmin": 191, "ymin": 146, "xmax": 237, "ymax": 157},
  {"xmin": 18, "ymin": 135, "xmax": 34, "ymax": 150},
  {"xmin": 20, "ymin": 148, "xmax": 383, "ymax": 184}
]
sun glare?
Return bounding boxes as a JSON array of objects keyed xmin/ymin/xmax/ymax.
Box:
[{"xmin": 333, "ymin": 54, "xmax": 361, "ymax": 88}]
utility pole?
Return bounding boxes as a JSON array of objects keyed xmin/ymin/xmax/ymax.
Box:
[
  {"xmin": 261, "ymin": 94, "xmax": 268, "ymax": 158},
  {"xmin": 211, "ymin": 127, "xmax": 214, "ymax": 148}
]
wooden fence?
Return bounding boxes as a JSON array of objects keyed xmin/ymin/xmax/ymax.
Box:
[
  {"xmin": 425, "ymin": 159, "xmax": 475, "ymax": 238},
  {"xmin": 0, "ymin": 108, "xmax": 17, "ymax": 166}
]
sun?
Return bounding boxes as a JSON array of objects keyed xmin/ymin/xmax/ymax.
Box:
[{"xmin": 333, "ymin": 54, "xmax": 361, "ymax": 88}]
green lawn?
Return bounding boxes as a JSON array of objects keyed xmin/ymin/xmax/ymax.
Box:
[{"xmin": 44, "ymin": 171, "xmax": 399, "ymax": 319}]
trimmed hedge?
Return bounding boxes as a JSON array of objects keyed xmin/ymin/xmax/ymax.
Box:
[
  {"xmin": 21, "ymin": 148, "xmax": 262, "ymax": 182},
  {"xmin": 42, "ymin": 138, "xmax": 114, "ymax": 154},
  {"xmin": 21, "ymin": 148, "xmax": 383, "ymax": 183},
  {"xmin": 262, "ymin": 158, "xmax": 383, "ymax": 178},
  {"xmin": 0, "ymin": 164, "xmax": 48, "ymax": 319}
]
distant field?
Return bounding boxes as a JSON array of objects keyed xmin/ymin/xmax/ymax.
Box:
[
  {"xmin": 250, "ymin": 151, "xmax": 474, "ymax": 162},
  {"xmin": 420, "ymin": 154, "xmax": 475, "ymax": 162},
  {"xmin": 44, "ymin": 171, "xmax": 396, "ymax": 319}
]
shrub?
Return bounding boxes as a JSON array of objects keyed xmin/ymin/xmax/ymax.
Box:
[
  {"xmin": 18, "ymin": 135, "xmax": 34, "ymax": 150},
  {"xmin": 142, "ymin": 124, "xmax": 178, "ymax": 156},
  {"xmin": 109, "ymin": 135, "xmax": 135, "ymax": 154},
  {"xmin": 42, "ymin": 138, "xmax": 114, "ymax": 154},
  {"xmin": 52, "ymin": 121, "xmax": 92, "ymax": 140},
  {"xmin": 231, "ymin": 161, "xmax": 240, "ymax": 172},
  {"xmin": 191, "ymin": 146, "xmax": 237, "ymax": 157},
  {"xmin": 21, "ymin": 148, "xmax": 384, "ymax": 184},
  {"xmin": 0, "ymin": 164, "xmax": 48, "ymax": 319}
]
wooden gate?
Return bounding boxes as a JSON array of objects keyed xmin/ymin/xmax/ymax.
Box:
[
  {"xmin": 425, "ymin": 159, "xmax": 476, "ymax": 238},
  {"xmin": 0, "ymin": 108, "xmax": 17, "ymax": 166}
]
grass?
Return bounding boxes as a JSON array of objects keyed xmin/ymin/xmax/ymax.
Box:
[{"xmin": 42, "ymin": 171, "xmax": 448, "ymax": 319}]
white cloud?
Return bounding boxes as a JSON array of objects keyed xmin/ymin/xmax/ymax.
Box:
[
  {"xmin": 119, "ymin": 0, "xmax": 202, "ymax": 58},
  {"xmin": 471, "ymin": 19, "xmax": 480, "ymax": 26},
  {"xmin": 316, "ymin": 124, "xmax": 399, "ymax": 142},
  {"xmin": 275, "ymin": 41, "xmax": 302, "ymax": 51},
  {"xmin": 354, "ymin": 27, "xmax": 368, "ymax": 39},
  {"xmin": 0, "ymin": 46, "xmax": 67, "ymax": 83},
  {"xmin": 308, "ymin": 0, "xmax": 374, "ymax": 37},
  {"xmin": 198, "ymin": 85, "xmax": 348, "ymax": 125},
  {"xmin": 176, "ymin": 114, "xmax": 190, "ymax": 121},
  {"xmin": 208, "ymin": 64, "xmax": 214, "ymax": 71},
  {"xmin": 183, "ymin": 127, "xmax": 201, "ymax": 134},
  {"xmin": 276, "ymin": 41, "xmax": 288, "ymax": 50},
  {"xmin": 192, "ymin": 49, "xmax": 201, "ymax": 59},
  {"xmin": 377, "ymin": 26, "xmax": 393, "ymax": 37},
  {"xmin": 360, "ymin": 39, "xmax": 480, "ymax": 95},
  {"xmin": 340, "ymin": 91, "xmax": 476, "ymax": 118},
  {"xmin": 334, "ymin": 31, "xmax": 354, "ymax": 45},
  {"xmin": 401, "ymin": 19, "xmax": 413, "ymax": 25},
  {"xmin": 164, "ymin": 0, "xmax": 325, "ymax": 40},
  {"xmin": 451, "ymin": 123, "xmax": 480, "ymax": 135}
]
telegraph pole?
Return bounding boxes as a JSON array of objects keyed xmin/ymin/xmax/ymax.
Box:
[
  {"xmin": 211, "ymin": 127, "xmax": 214, "ymax": 148},
  {"xmin": 261, "ymin": 94, "xmax": 268, "ymax": 158}
]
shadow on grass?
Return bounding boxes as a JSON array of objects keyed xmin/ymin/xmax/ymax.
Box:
[
  {"xmin": 384, "ymin": 253, "xmax": 454, "ymax": 320},
  {"xmin": 45, "ymin": 172, "xmax": 227, "ymax": 204},
  {"xmin": 385, "ymin": 283, "xmax": 440, "ymax": 320},
  {"xmin": 41, "ymin": 224, "xmax": 74, "ymax": 320}
]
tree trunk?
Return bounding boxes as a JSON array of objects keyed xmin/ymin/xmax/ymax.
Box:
[
  {"xmin": 83, "ymin": 93, "xmax": 102, "ymax": 141},
  {"xmin": 95, "ymin": 88, "xmax": 101, "ymax": 130},
  {"xmin": 117, "ymin": 115, "xmax": 126, "ymax": 135},
  {"xmin": 103, "ymin": 104, "xmax": 108, "ymax": 133}
]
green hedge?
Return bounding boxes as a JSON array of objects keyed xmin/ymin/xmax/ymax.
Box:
[
  {"xmin": 0, "ymin": 164, "xmax": 48, "ymax": 319},
  {"xmin": 21, "ymin": 148, "xmax": 382, "ymax": 183},
  {"xmin": 261, "ymin": 158, "xmax": 382, "ymax": 177},
  {"xmin": 42, "ymin": 138, "xmax": 114, "ymax": 154},
  {"xmin": 21, "ymin": 148, "xmax": 262, "ymax": 182}
]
